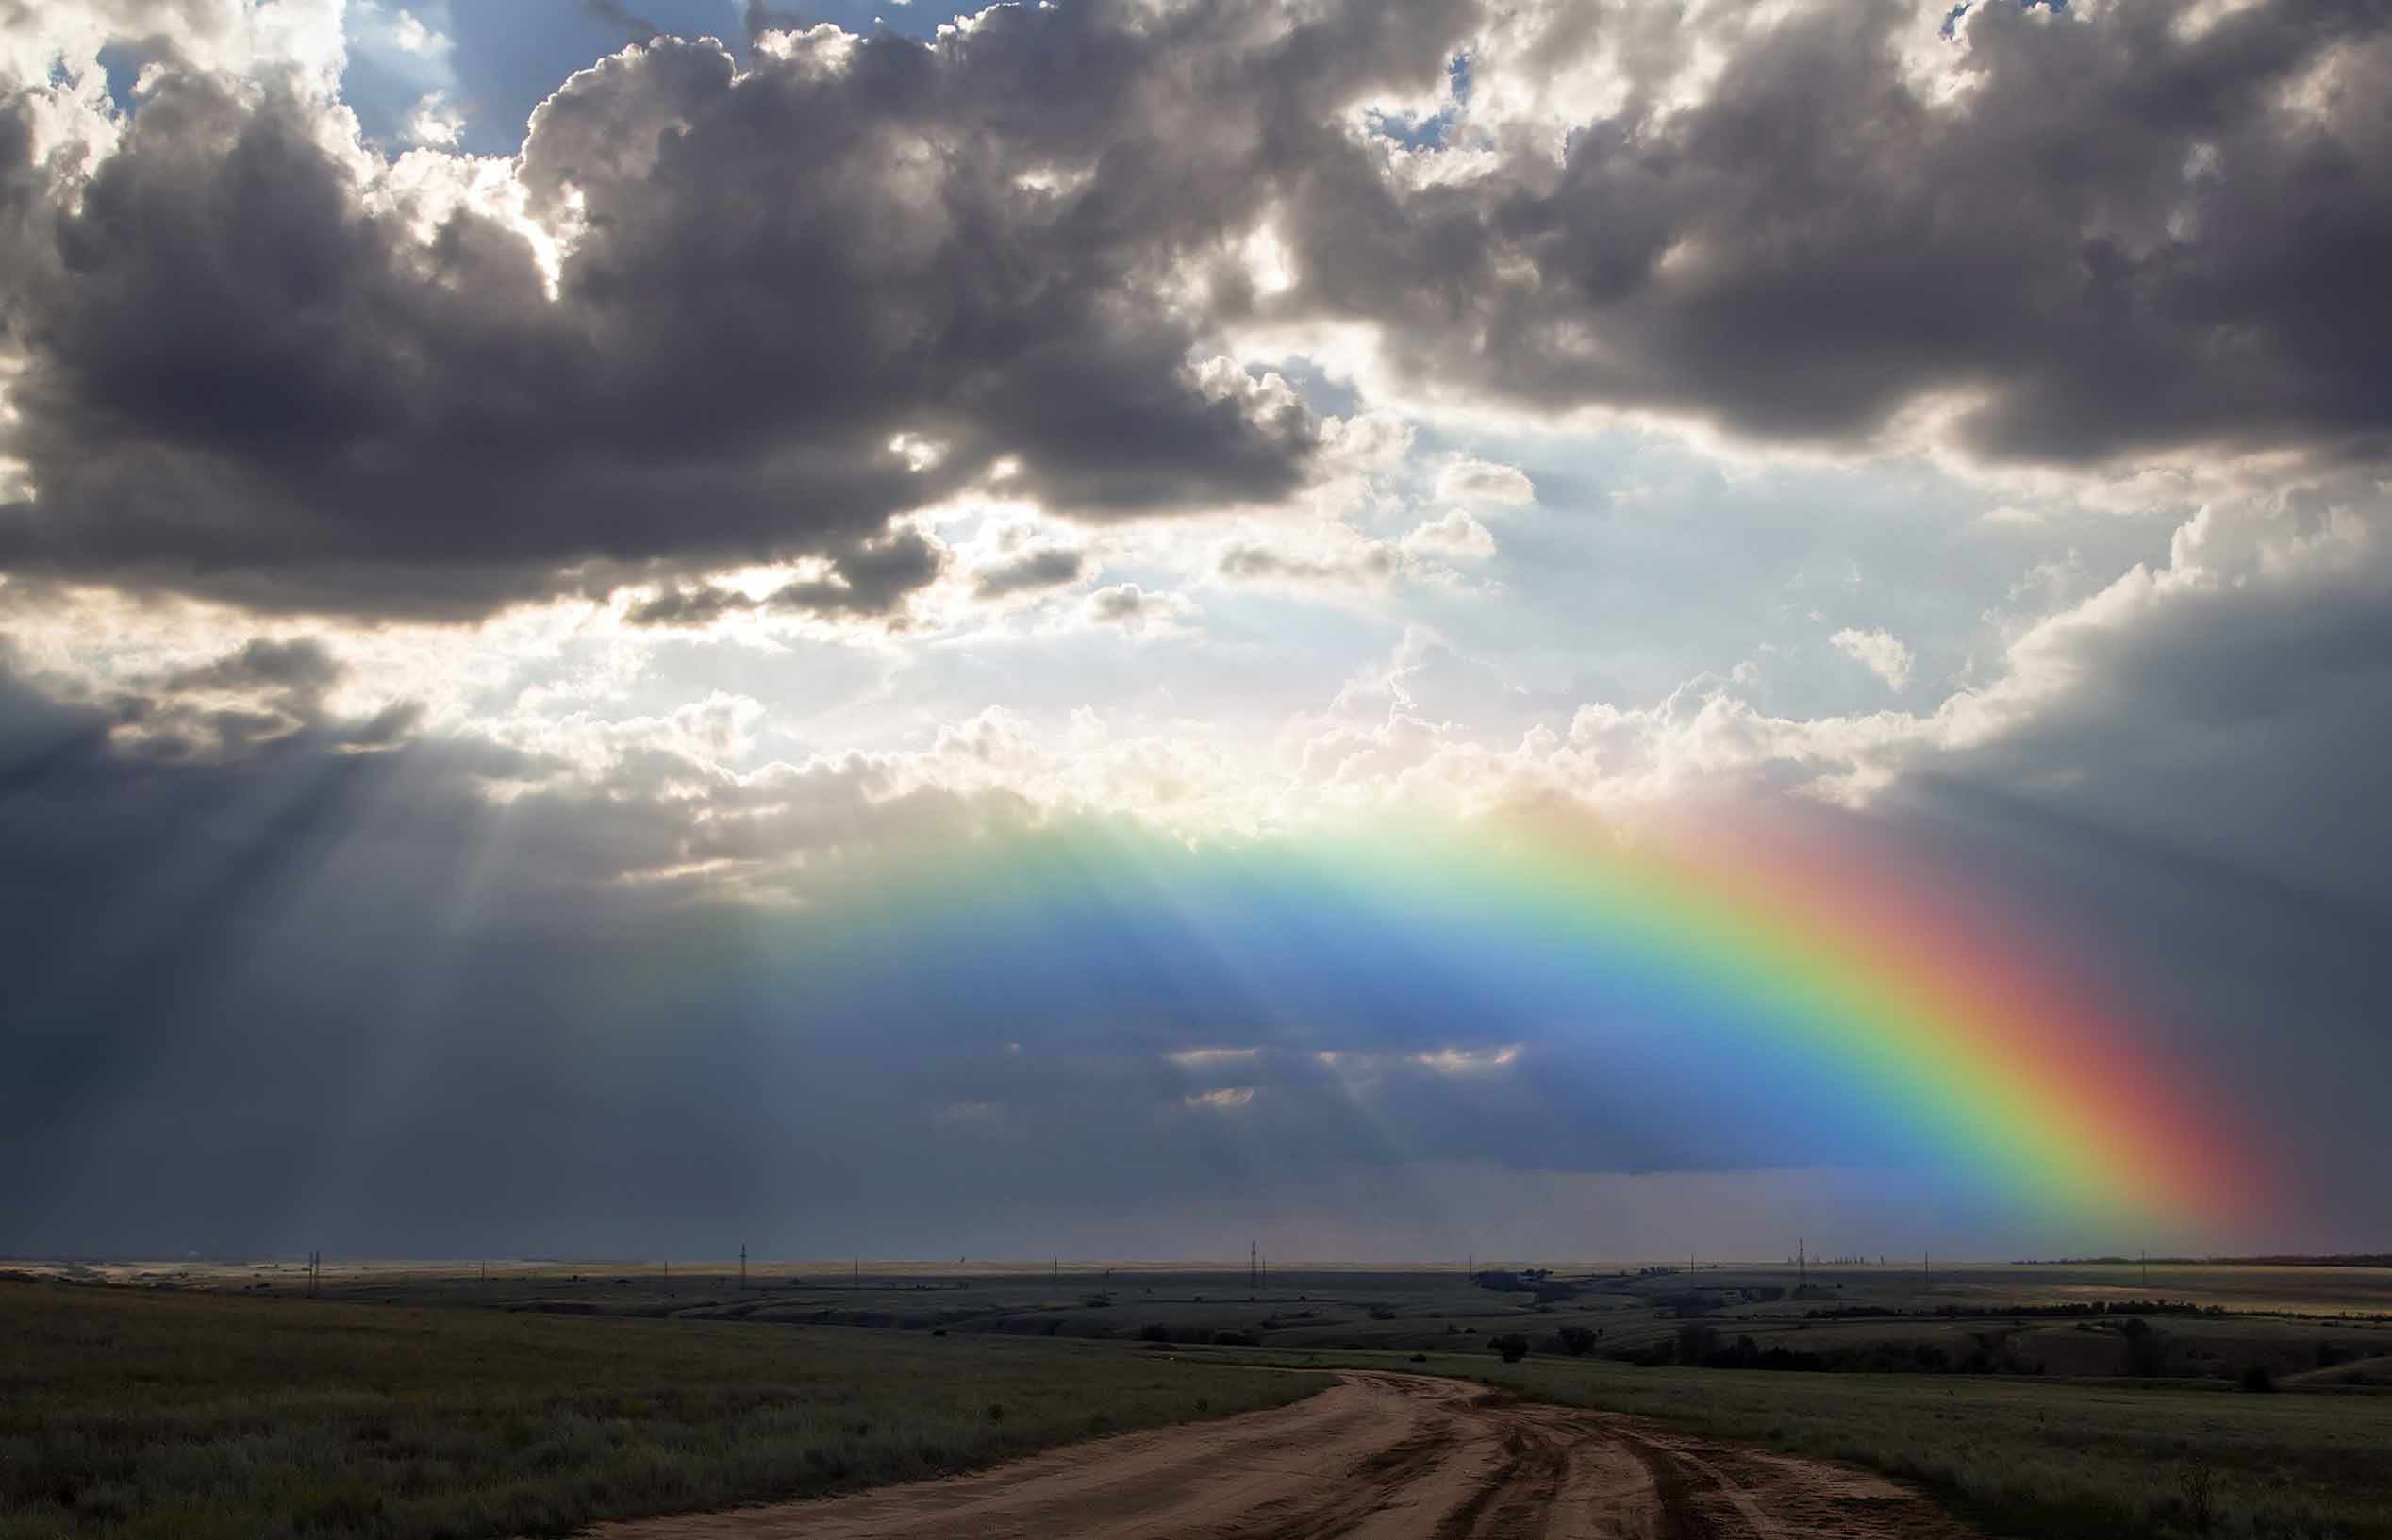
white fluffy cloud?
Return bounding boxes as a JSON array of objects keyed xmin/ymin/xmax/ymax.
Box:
[{"xmin": 1831, "ymin": 627, "xmax": 1916, "ymax": 691}]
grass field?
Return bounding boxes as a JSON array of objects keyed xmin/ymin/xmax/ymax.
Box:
[
  {"xmin": 1223, "ymin": 1341, "xmax": 2392, "ymax": 1539},
  {"xmin": 14, "ymin": 1258, "xmax": 2392, "ymax": 1539},
  {"xmin": 0, "ymin": 1278, "xmax": 1326, "ymax": 1540}
]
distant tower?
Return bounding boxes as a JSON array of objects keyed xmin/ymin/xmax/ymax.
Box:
[{"xmin": 1798, "ymin": 1237, "xmax": 1805, "ymax": 1289}]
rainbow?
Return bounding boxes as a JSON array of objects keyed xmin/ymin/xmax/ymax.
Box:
[
  {"xmin": 1265, "ymin": 805, "xmax": 2269, "ymax": 1239},
  {"xmin": 803, "ymin": 803, "xmax": 2275, "ymax": 1243}
]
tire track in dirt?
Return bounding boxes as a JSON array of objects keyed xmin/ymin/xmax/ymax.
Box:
[{"xmin": 569, "ymin": 1370, "xmax": 1991, "ymax": 1540}]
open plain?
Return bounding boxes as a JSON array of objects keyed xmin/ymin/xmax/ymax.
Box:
[{"xmin": 8, "ymin": 1257, "xmax": 2392, "ymax": 1538}]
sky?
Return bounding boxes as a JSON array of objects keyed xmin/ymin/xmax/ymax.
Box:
[{"xmin": 1, "ymin": 0, "xmax": 2387, "ymax": 1263}]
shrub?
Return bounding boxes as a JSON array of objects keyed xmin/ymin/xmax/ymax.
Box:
[
  {"xmin": 1139, "ymin": 1324, "xmax": 1171, "ymax": 1344},
  {"xmin": 1557, "ymin": 1326, "xmax": 1597, "ymax": 1357},
  {"xmin": 1492, "ymin": 1333, "xmax": 1531, "ymax": 1363},
  {"xmin": 1210, "ymin": 1330, "xmax": 1259, "ymax": 1348},
  {"xmin": 2237, "ymin": 1363, "xmax": 2278, "ymax": 1393},
  {"xmin": 2118, "ymin": 1318, "xmax": 2181, "ymax": 1378}
]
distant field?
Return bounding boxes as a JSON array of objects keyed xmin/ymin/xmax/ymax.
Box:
[
  {"xmin": 1225, "ymin": 1342, "xmax": 2392, "ymax": 1539},
  {"xmin": 0, "ymin": 1279, "xmax": 1325, "ymax": 1540},
  {"xmin": 30, "ymin": 1256, "xmax": 2392, "ymax": 1395}
]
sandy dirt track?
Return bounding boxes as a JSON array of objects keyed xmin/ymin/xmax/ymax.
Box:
[{"xmin": 577, "ymin": 1370, "xmax": 1990, "ymax": 1539}]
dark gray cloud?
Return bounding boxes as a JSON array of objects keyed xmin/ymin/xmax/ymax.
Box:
[
  {"xmin": 1268, "ymin": 0, "xmax": 2392, "ymax": 464},
  {"xmin": 623, "ymin": 525, "xmax": 951, "ymax": 625},
  {"xmin": 972, "ymin": 545, "xmax": 1086, "ymax": 599},
  {"xmin": 6, "ymin": 0, "xmax": 2388, "ymax": 624},
  {"xmin": 159, "ymin": 637, "xmax": 341, "ymax": 700},
  {"xmin": 0, "ymin": 1, "xmax": 1447, "ymax": 617},
  {"xmin": 1218, "ymin": 540, "xmax": 1400, "ymax": 587}
]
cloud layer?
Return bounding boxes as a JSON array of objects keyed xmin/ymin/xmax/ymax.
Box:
[
  {"xmin": 3, "ymin": 0, "xmax": 2390, "ymax": 1256},
  {"xmin": 7, "ymin": 0, "xmax": 2390, "ymax": 620}
]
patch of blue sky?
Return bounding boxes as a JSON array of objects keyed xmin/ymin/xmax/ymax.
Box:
[
  {"xmin": 342, "ymin": 2, "xmax": 463, "ymax": 151},
  {"xmin": 1362, "ymin": 48, "xmax": 1470, "ymax": 152},
  {"xmin": 1383, "ymin": 419, "xmax": 2176, "ymax": 720}
]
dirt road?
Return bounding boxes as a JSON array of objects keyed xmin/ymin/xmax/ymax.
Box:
[{"xmin": 579, "ymin": 1370, "xmax": 1988, "ymax": 1539}]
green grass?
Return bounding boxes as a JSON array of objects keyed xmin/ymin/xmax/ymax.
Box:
[
  {"xmin": 1235, "ymin": 1343, "xmax": 2392, "ymax": 1539},
  {"xmin": 0, "ymin": 1279, "xmax": 1326, "ymax": 1540}
]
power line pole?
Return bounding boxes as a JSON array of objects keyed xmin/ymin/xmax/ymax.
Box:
[
  {"xmin": 2141, "ymin": 1249, "xmax": 2149, "ymax": 1290},
  {"xmin": 739, "ymin": 1242, "xmax": 746, "ymax": 1292},
  {"xmin": 1250, "ymin": 1240, "xmax": 1257, "ymax": 1293},
  {"xmin": 1797, "ymin": 1237, "xmax": 1805, "ymax": 1289}
]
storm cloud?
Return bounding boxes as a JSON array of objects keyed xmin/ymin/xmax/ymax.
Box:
[{"xmin": 5, "ymin": 0, "xmax": 2389, "ymax": 620}]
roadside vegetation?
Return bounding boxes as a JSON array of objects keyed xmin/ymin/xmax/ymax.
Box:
[{"xmin": 0, "ymin": 1278, "xmax": 1325, "ymax": 1540}]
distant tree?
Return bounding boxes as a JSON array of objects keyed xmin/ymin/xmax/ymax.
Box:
[
  {"xmin": 1492, "ymin": 1333, "xmax": 1532, "ymax": 1363},
  {"xmin": 2237, "ymin": 1363, "xmax": 2278, "ymax": 1393},
  {"xmin": 1557, "ymin": 1326, "xmax": 1598, "ymax": 1357},
  {"xmin": 1676, "ymin": 1324, "xmax": 1719, "ymax": 1365},
  {"xmin": 1139, "ymin": 1324, "xmax": 1171, "ymax": 1343}
]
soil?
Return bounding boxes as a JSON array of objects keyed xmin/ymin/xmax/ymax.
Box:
[{"xmin": 573, "ymin": 1369, "xmax": 1992, "ymax": 1539}]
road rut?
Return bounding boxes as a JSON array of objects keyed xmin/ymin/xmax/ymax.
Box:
[{"xmin": 575, "ymin": 1370, "xmax": 1988, "ymax": 1539}]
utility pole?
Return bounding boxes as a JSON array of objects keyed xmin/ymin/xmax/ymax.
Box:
[
  {"xmin": 1798, "ymin": 1238, "xmax": 1805, "ymax": 1289},
  {"xmin": 739, "ymin": 1242, "xmax": 747, "ymax": 1292},
  {"xmin": 479, "ymin": 1259, "xmax": 486, "ymax": 1285},
  {"xmin": 855, "ymin": 1256, "xmax": 861, "ymax": 1295},
  {"xmin": 1250, "ymin": 1240, "xmax": 1257, "ymax": 1293},
  {"xmin": 2141, "ymin": 1249, "xmax": 2149, "ymax": 1290},
  {"xmin": 662, "ymin": 1258, "xmax": 670, "ymax": 1296}
]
